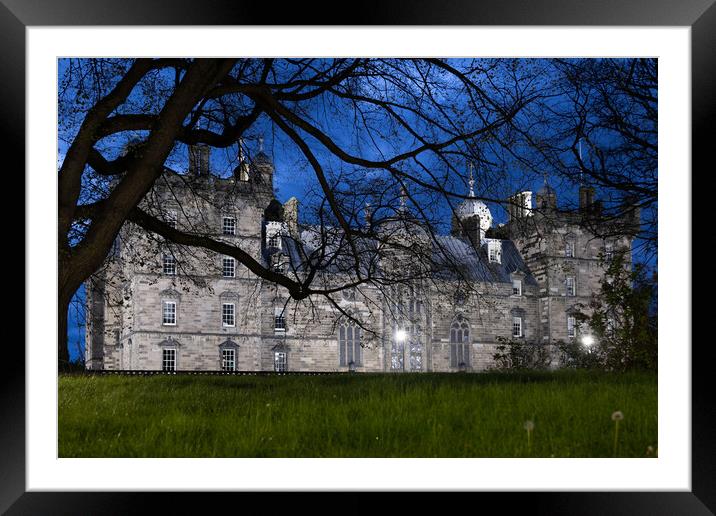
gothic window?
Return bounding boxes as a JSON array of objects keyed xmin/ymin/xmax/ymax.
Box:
[
  {"xmin": 566, "ymin": 276, "xmax": 576, "ymax": 296},
  {"xmin": 391, "ymin": 326, "xmax": 406, "ymax": 371},
  {"xmin": 567, "ymin": 316, "xmax": 576, "ymax": 338},
  {"xmin": 512, "ymin": 316, "xmax": 523, "ymax": 338},
  {"xmin": 274, "ymin": 351, "xmax": 288, "ymax": 372},
  {"xmin": 162, "ymin": 300, "xmax": 176, "ymax": 326},
  {"xmin": 222, "ymin": 216, "xmax": 236, "ymax": 236},
  {"xmin": 221, "ymin": 348, "xmax": 236, "ymax": 371},
  {"xmin": 409, "ymin": 325, "xmax": 423, "ymax": 372},
  {"xmin": 222, "ymin": 256, "xmax": 235, "ymax": 278},
  {"xmin": 162, "ymin": 348, "xmax": 176, "ymax": 371},
  {"xmin": 450, "ymin": 317, "xmax": 470, "ymax": 368},
  {"xmin": 222, "ymin": 303, "xmax": 235, "ymax": 327},
  {"xmin": 338, "ymin": 320, "xmax": 362, "ymax": 367},
  {"xmin": 163, "ymin": 254, "xmax": 176, "ymax": 275}
]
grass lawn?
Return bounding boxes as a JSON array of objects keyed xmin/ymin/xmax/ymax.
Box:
[{"xmin": 58, "ymin": 370, "xmax": 657, "ymax": 458}]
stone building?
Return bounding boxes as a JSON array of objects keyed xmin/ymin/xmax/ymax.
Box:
[{"xmin": 85, "ymin": 145, "xmax": 637, "ymax": 372}]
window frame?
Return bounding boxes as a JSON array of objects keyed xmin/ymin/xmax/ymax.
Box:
[
  {"xmin": 449, "ymin": 317, "xmax": 471, "ymax": 368},
  {"xmin": 162, "ymin": 348, "xmax": 177, "ymax": 372},
  {"xmin": 274, "ymin": 311, "xmax": 286, "ymax": 332},
  {"xmin": 222, "ymin": 256, "xmax": 236, "ymax": 278},
  {"xmin": 221, "ymin": 348, "xmax": 236, "ymax": 371},
  {"xmin": 162, "ymin": 253, "xmax": 176, "ymax": 276},
  {"xmin": 222, "ymin": 216, "xmax": 236, "ymax": 236},
  {"xmin": 162, "ymin": 300, "xmax": 177, "ymax": 326},
  {"xmin": 222, "ymin": 302, "xmax": 236, "ymax": 328},
  {"xmin": 512, "ymin": 278, "xmax": 522, "ymax": 296},
  {"xmin": 338, "ymin": 321, "xmax": 362, "ymax": 367},
  {"xmin": 512, "ymin": 316, "xmax": 523, "ymax": 338},
  {"xmin": 566, "ymin": 276, "xmax": 576, "ymax": 297},
  {"xmin": 567, "ymin": 315, "xmax": 576, "ymax": 338},
  {"xmin": 274, "ymin": 351, "xmax": 288, "ymax": 372},
  {"xmin": 565, "ymin": 241, "xmax": 576, "ymax": 258}
]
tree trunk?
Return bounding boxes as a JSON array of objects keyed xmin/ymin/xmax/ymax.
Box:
[{"xmin": 58, "ymin": 288, "xmax": 70, "ymax": 371}]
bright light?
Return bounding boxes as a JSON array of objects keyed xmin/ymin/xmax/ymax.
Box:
[
  {"xmin": 582, "ymin": 335, "xmax": 595, "ymax": 347},
  {"xmin": 395, "ymin": 329, "xmax": 407, "ymax": 342}
]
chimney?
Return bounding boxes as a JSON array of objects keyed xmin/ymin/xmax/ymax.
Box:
[
  {"xmin": 188, "ymin": 144, "xmax": 210, "ymax": 176},
  {"xmin": 579, "ymin": 186, "xmax": 595, "ymax": 212},
  {"xmin": 283, "ymin": 197, "xmax": 299, "ymax": 236}
]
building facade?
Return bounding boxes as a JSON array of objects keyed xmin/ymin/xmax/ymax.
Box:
[{"xmin": 85, "ymin": 145, "xmax": 636, "ymax": 372}]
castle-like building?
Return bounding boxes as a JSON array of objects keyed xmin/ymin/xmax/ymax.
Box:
[{"xmin": 85, "ymin": 144, "xmax": 636, "ymax": 372}]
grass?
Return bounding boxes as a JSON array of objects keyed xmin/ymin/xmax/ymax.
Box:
[{"xmin": 58, "ymin": 370, "xmax": 657, "ymax": 458}]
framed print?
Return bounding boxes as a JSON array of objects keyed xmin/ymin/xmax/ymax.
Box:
[{"xmin": 4, "ymin": 0, "xmax": 711, "ymax": 512}]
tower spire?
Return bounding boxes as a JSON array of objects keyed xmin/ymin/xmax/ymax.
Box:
[{"xmin": 468, "ymin": 162, "xmax": 475, "ymax": 198}]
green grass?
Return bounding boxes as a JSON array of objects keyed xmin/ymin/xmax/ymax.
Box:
[{"xmin": 58, "ymin": 370, "xmax": 657, "ymax": 458}]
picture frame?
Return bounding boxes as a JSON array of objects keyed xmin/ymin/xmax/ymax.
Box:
[{"xmin": 4, "ymin": 0, "xmax": 709, "ymax": 512}]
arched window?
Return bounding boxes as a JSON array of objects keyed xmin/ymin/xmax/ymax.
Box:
[
  {"xmin": 450, "ymin": 317, "xmax": 470, "ymax": 368},
  {"xmin": 409, "ymin": 324, "xmax": 423, "ymax": 372},
  {"xmin": 339, "ymin": 320, "xmax": 362, "ymax": 367}
]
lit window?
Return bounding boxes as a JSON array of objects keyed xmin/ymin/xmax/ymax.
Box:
[
  {"xmin": 274, "ymin": 351, "xmax": 287, "ymax": 372},
  {"xmin": 567, "ymin": 316, "xmax": 576, "ymax": 338},
  {"xmin": 221, "ymin": 348, "xmax": 236, "ymax": 371},
  {"xmin": 565, "ymin": 241, "xmax": 575, "ymax": 257},
  {"xmin": 512, "ymin": 279, "xmax": 522, "ymax": 296},
  {"xmin": 339, "ymin": 321, "xmax": 362, "ymax": 367},
  {"xmin": 222, "ymin": 303, "xmax": 235, "ymax": 327},
  {"xmin": 566, "ymin": 276, "xmax": 576, "ymax": 296},
  {"xmin": 162, "ymin": 301, "xmax": 176, "ymax": 326},
  {"xmin": 222, "ymin": 256, "xmax": 235, "ymax": 278},
  {"xmin": 162, "ymin": 348, "xmax": 176, "ymax": 371},
  {"xmin": 222, "ymin": 217, "xmax": 236, "ymax": 236},
  {"xmin": 163, "ymin": 254, "xmax": 176, "ymax": 275},
  {"xmin": 512, "ymin": 316, "xmax": 523, "ymax": 338},
  {"xmin": 450, "ymin": 317, "xmax": 470, "ymax": 368},
  {"xmin": 391, "ymin": 326, "xmax": 406, "ymax": 371}
]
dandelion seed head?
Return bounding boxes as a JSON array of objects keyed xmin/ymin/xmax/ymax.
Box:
[
  {"xmin": 611, "ymin": 411, "xmax": 624, "ymax": 421},
  {"xmin": 523, "ymin": 420, "xmax": 535, "ymax": 431}
]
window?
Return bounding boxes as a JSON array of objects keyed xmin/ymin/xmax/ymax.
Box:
[
  {"xmin": 222, "ymin": 217, "xmax": 236, "ymax": 236},
  {"xmin": 222, "ymin": 256, "xmax": 235, "ymax": 278},
  {"xmin": 221, "ymin": 348, "xmax": 236, "ymax": 371},
  {"xmin": 487, "ymin": 241, "xmax": 502, "ymax": 263},
  {"xmin": 274, "ymin": 351, "xmax": 287, "ymax": 372},
  {"xmin": 450, "ymin": 317, "xmax": 471, "ymax": 368},
  {"xmin": 391, "ymin": 327, "xmax": 405, "ymax": 371},
  {"xmin": 222, "ymin": 303, "xmax": 235, "ymax": 327},
  {"xmin": 162, "ymin": 254, "xmax": 176, "ymax": 275},
  {"xmin": 342, "ymin": 288, "xmax": 356, "ymax": 302},
  {"xmin": 339, "ymin": 321, "xmax": 362, "ymax": 367},
  {"xmin": 565, "ymin": 241, "xmax": 575, "ymax": 258},
  {"xmin": 512, "ymin": 316, "xmax": 523, "ymax": 338},
  {"xmin": 566, "ymin": 276, "xmax": 576, "ymax": 296},
  {"xmin": 166, "ymin": 210, "xmax": 177, "ymax": 229},
  {"xmin": 512, "ymin": 279, "xmax": 522, "ymax": 296},
  {"xmin": 162, "ymin": 301, "xmax": 176, "ymax": 326},
  {"xmin": 409, "ymin": 325, "xmax": 423, "ymax": 372},
  {"xmin": 605, "ymin": 244, "xmax": 614, "ymax": 262},
  {"xmin": 268, "ymin": 234, "xmax": 281, "ymax": 249},
  {"xmin": 274, "ymin": 310, "xmax": 286, "ymax": 332},
  {"xmin": 567, "ymin": 316, "xmax": 576, "ymax": 338},
  {"xmin": 162, "ymin": 348, "xmax": 176, "ymax": 372}
]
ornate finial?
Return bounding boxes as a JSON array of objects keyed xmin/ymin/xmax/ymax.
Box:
[
  {"xmin": 238, "ymin": 137, "xmax": 244, "ymax": 162},
  {"xmin": 258, "ymin": 136, "xmax": 264, "ymax": 152},
  {"xmin": 399, "ymin": 186, "xmax": 408, "ymax": 212},
  {"xmin": 468, "ymin": 162, "xmax": 475, "ymax": 198}
]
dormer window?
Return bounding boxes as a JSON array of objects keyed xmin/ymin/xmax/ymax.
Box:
[
  {"xmin": 487, "ymin": 240, "xmax": 502, "ymax": 264},
  {"xmin": 268, "ymin": 234, "xmax": 281, "ymax": 249},
  {"xmin": 605, "ymin": 244, "xmax": 614, "ymax": 262},
  {"xmin": 512, "ymin": 279, "xmax": 522, "ymax": 296},
  {"xmin": 166, "ymin": 210, "xmax": 177, "ymax": 229}
]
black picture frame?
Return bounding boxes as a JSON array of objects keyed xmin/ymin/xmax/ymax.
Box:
[{"xmin": 4, "ymin": 0, "xmax": 710, "ymax": 513}]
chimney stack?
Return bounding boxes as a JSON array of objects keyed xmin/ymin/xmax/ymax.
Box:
[{"xmin": 188, "ymin": 144, "xmax": 210, "ymax": 176}]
